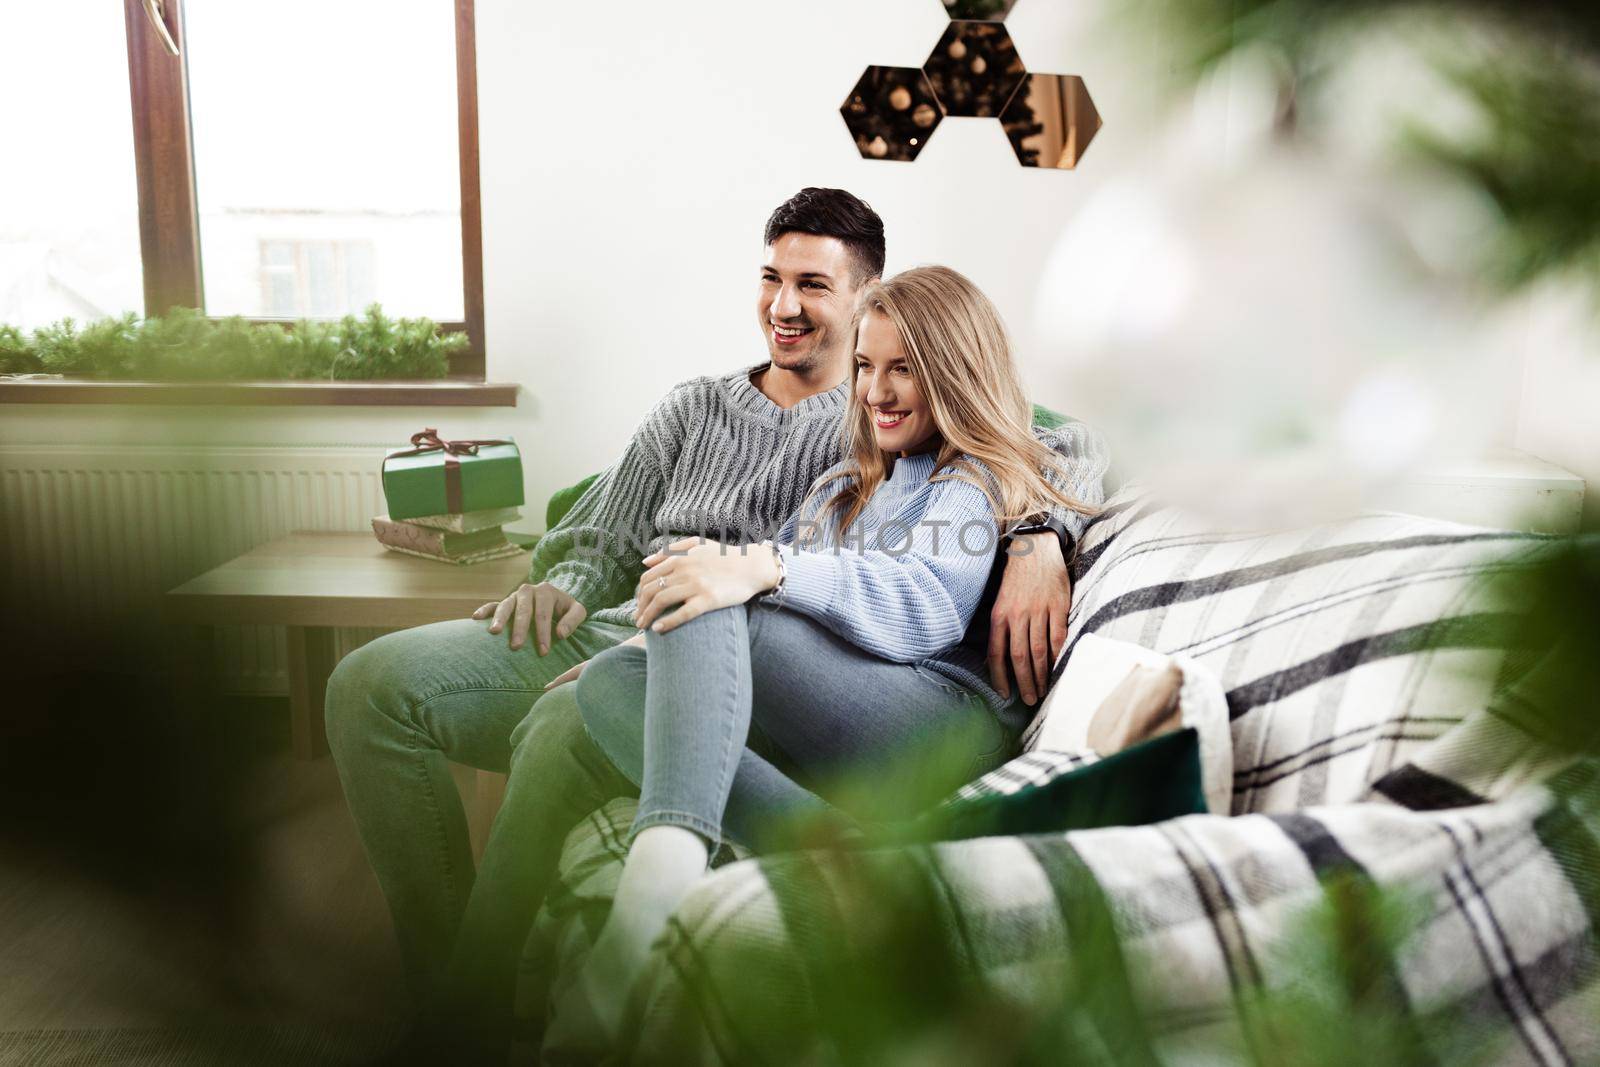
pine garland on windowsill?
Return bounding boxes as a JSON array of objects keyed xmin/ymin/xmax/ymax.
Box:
[{"xmin": 0, "ymin": 305, "xmax": 464, "ymax": 382}]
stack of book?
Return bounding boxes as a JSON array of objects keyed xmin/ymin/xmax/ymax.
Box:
[{"xmin": 371, "ymin": 505, "xmax": 528, "ymax": 565}]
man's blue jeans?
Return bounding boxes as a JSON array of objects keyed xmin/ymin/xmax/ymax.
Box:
[
  {"xmin": 440, "ymin": 603, "xmax": 1013, "ymax": 1047},
  {"xmin": 323, "ymin": 615, "xmax": 636, "ymax": 1007},
  {"xmin": 576, "ymin": 602, "xmax": 1013, "ymax": 854}
]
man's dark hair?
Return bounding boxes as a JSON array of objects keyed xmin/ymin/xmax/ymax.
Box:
[{"xmin": 764, "ymin": 187, "xmax": 886, "ymax": 284}]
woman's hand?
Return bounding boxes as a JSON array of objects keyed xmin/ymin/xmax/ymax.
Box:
[
  {"xmin": 634, "ymin": 537, "xmax": 780, "ymax": 634},
  {"xmin": 543, "ymin": 631, "xmax": 646, "ymax": 690}
]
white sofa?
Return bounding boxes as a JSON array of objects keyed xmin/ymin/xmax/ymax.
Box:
[{"xmin": 516, "ymin": 487, "xmax": 1597, "ymax": 1065}]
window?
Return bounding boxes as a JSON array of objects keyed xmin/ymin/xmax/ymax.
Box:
[
  {"xmin": 259, "ymin": 240, "xmax": 377, "ymax": 319},
  {"xmin": 0, "ymin": 8, "xmax": 145, "ymax": 331},
  {"xmin": 185, "ymin": 0, "xmax": 466, "ymax": 325},
  {"xmin": 0, "ymin": 1, "xmax": 484, "ymax": 377}
]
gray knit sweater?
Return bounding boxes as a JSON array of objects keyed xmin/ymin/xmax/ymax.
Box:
[{"xmin": 527, "ymin": 363, "xmax": 1110, "ymax": 630}]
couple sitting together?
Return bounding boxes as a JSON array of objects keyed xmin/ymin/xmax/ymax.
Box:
[{"xmin": 324, "ymin": 187, "xmax": 1110, "ymax": 1053}]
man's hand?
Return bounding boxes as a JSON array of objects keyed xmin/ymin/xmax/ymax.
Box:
[
  {"xmin": 471, "ymin": 582, "xmax": 587, "ymax": 655},
  {"xmin": 633, "ymin": 537, "xmax": 780, "ymax": 634},
  {"xmin": 987, "ymin": 532, "xmax": 1071, "ymax": 706}
]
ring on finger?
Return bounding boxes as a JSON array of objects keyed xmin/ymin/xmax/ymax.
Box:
[{"xmin": 658, "ymin": 576, "xmax": 666, "ymax": 591}]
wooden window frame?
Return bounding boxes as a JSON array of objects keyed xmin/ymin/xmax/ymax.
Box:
[{"xmin": 121, "ymin": 0, "xmax": 486, "ymax": 380}]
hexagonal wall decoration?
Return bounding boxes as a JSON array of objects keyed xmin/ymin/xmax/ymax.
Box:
[
  {"xmin": 1001, "ymin": 73, "xmax": 1102, "ymax": 169},
  {"xmin": 941, "ymin": 0, "xmax": 1019, "ymax": 19},
  {"xmin": 841, "ymin": 66, "xmax": 944, "ymax": 162},
  {"xmin": 842, "ymin": 3, "xmax": 1102, "ymax": 170},
  {"xmin": 922, "ymin": 21, "xmax": 1027, "ymax": 118}
]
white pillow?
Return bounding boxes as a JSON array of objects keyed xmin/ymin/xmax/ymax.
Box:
[{"xmin": 1021, "ymin": 633, "xmax": 1234, "ymax": 815}]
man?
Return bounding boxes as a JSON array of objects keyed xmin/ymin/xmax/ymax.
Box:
[{"xmin": 324, "ymin": 188, "xmax": 1109, "ymax": 1016}]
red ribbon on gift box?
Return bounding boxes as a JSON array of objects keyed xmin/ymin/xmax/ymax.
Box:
[{"xmin": 389, "ymin": 427, "xmax": 513, "ymax": 515}]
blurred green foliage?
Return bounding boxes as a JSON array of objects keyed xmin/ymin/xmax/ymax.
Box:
[
  {"xmin": 729, "ymin": 838, "xmax": 1513, "ymax": 1066},
  {"xmin": 1408, "ymin": 56, "xmax": 1600, "ymax": 289},
  {"xmin": 1484, "ymin": 535, "xmax": 1600, "ymax": 754},
  {"xmin": 1140, "ymin": 0, "xmax": 1600, "ymax": 97},
  {"xmin": 1234, "ymin": 874, "xmax": 1506, "ymax": 1067},
  {"xmin": 0, "ymin": 304, "xmax": 463, "ymax": 381},
  {"xmin": 1134, "ymin": 0, "xmax": 1600, "ymax": 295},
  {"xmin": 682, "ymin": 536, "xmax": 1600, "ymax": 1065}
]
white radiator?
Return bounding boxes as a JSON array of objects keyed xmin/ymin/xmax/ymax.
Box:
[{"xmin": 0, "ymin": 444, "xmax": 396, "ymax": 694}]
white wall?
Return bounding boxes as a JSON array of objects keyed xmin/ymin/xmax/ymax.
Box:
[
  {"xmin": 2, "ymin": 0, "xmax": 1155, "ymax": 523},
  {"xmin": 472, "ymin": 0, "xmax": 1161, "ymax": 511},
  {"xmin": 3, "ymin": 0, "xmax": 1588, "ymax": 530}
]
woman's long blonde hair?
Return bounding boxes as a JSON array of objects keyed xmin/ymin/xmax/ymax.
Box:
[{"xmin": 815, "ymin": 264, "xmax": 1099, "ymax": 538}]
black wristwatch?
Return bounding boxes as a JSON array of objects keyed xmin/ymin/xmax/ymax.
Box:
[{"xmin": 1005, "ymin": 512, "xmax": 1074, "ymax": 561}]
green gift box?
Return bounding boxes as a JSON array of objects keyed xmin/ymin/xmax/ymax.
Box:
[{"xmin": 382, "ymin": 427, "xmax": 525, "ymax": 521}]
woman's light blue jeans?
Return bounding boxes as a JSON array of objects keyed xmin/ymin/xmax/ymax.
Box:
[{"xmin": 575, "ymin": 601, "xmax": 1013, "ymax": 854}]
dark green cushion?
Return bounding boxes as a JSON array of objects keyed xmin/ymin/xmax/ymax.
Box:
[
  {"xmin": 884, "ymin": 728, "xmax": 1206, "ymax": 845},
  {"xmin": 544, "ymin": 404, "xmax": 1077, "ymax": 530}
]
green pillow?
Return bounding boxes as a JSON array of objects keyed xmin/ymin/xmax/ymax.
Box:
[
  {"xmin": 1031, "ymin": 402, "xmax": 1072, "ymax": 430},
  {"xmin": 545, "ymin": 473, "xmax": 599, "ymax": 530},
  {"xmin": 882, "ymin": 729, "xmax": 1206, "ymax": 845},
  {"xmin": 543, "ymin": 405, "xmax": 1077, "ymax": 530}
]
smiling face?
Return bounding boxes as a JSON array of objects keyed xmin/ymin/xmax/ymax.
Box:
[
  {"xmin": 758, "ymin": 233, "xmax": 866, "ymax": 375},
  {"xmin": 855, "ymin": 307, "xmax": 937, "ymax": 456}
]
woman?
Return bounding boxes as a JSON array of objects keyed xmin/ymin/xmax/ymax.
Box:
[{"xmin": 563, "ymin": 265, "xmax": 1098, "ymax": 1038}]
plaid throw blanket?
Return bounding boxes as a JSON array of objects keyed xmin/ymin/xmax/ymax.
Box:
[{"xmin": 519, "ymin": 489, "xmax": 1598, "ymax": 1065}]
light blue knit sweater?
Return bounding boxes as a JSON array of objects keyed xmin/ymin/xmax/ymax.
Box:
[
  {"xmin": 527, "ymin": 364, "xmax": 1111, "ymax": 633},
  {"xmin": 769, "ymin": 451, "xmax": 1007, "ymax": 708}
]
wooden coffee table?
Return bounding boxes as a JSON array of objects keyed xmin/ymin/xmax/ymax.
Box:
[{"xmin": 162, "ymin": 531, "xmax": 532, "ymax": 759}]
